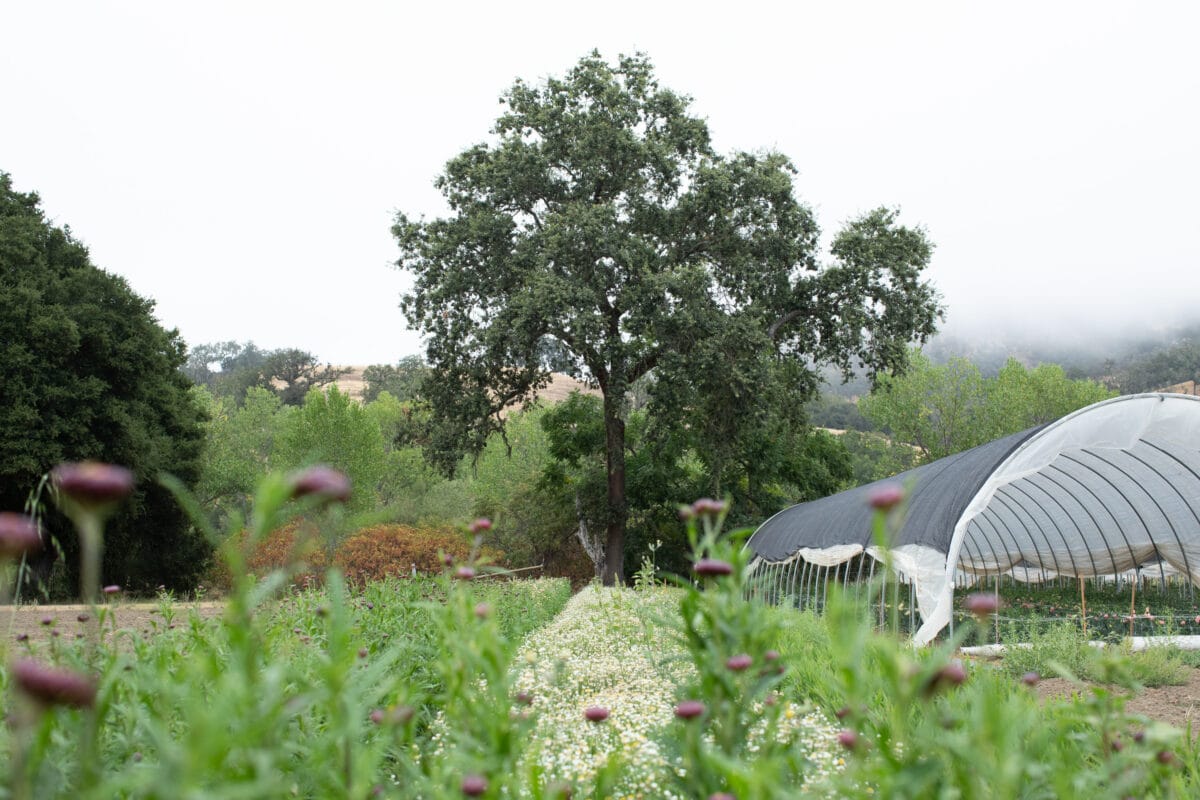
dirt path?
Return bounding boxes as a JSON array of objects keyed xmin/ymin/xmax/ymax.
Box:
[
  {"xmin": 1037, "ymin": 670, "xmax": 1200, "ymax": 731},
  {"xmin": 4, "ymin": 601, "xmax": 225, "ymax": 646}
]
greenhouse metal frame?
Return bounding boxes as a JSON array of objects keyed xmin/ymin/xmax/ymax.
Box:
[{"xmin": 746, "ymin": 393, "xmax": 1200, "ymax": 644}]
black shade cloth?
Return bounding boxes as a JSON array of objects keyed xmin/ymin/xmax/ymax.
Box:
[{"xmin": 748, "ymin": 427, "xmax": 1046, "ymax": 562}]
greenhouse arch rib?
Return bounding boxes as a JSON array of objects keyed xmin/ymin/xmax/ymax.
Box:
[{"xmin": 745, "ymin": 393, "xmax": 1200, "ymax": 645}]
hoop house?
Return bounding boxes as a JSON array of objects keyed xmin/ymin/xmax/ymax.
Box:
[{"xmin": 746, "ymin": 393, "xmax": 1200, "ymax": 644}]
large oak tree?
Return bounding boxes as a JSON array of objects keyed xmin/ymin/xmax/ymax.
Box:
[{"xmin": 394, "ymin": 53, "xmax": 940, "ymax": 583}]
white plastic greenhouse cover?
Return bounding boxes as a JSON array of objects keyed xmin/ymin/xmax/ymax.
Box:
[{"xmin": 746, "ymin": 393, "xmax": 1200, "ymax": 645}]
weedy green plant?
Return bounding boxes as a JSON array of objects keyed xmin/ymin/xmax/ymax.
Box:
[
  {"xmin": 1, "ymin": 463, "xmax": 570, "ymax": 798},
  {"xmin": 802, "ymin": 490, "xmax": 1200, "ymax": 799},
  {"xmin": 666, "ymin": 498, "xmax": 829, "ymax": 799}
]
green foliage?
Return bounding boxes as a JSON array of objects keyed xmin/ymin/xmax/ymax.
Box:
[
  {"xmin": 362, "ymin": 355, "xmax": 430, "ymax": 403},
  {"xmin": 0, "ymin": 467, "xmax": 570, "ymax": 797},
  {"xmin": 194, "ymin": 386, "xmax": 283, "ymax": 524},
  {"xmin": 860, "ymin": 350, "xmax": 1115, "ymax": 460},
  {"xmin": 1114, "ymin": 330, "xmax": 1200, "ymax": 393},
  {"xmin": 183, "ymin": 340, "xmax": 348, "ymax": 406},
  {"xmin": 395, "ymin": 52, "xmax": 940, "ymax": 581},
  {"xmin": 273, "ymin": 386, "xmax": 386, "ymax": 515},
  {"xmin": 0, "ymin": 172, "xmax": 208, "ymax": 593},
  {"xmin": 805, "ymin": 393, "xmax": 874, "ymax": 432},
  {"xmin": 839, "ymin": 429, "xmax": 920, "ymax": 485}
]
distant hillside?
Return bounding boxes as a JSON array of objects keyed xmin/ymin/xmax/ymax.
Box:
[{"xmin": 332, "ymin": 368, "xmax": 596, "ymax": 408}]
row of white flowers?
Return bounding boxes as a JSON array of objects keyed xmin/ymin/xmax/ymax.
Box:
[{"xmin": 512, "ymin": 585, "xmax": 844, "ymax": 798}]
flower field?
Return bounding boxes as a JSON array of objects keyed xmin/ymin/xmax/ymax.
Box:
[{"xmin": 5, "ymin": 470, "xmax": 1200, "ymax": 798}]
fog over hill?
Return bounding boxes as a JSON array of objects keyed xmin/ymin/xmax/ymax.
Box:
[{"xmin": 819, "ymin": 309, "xmax": 1200, "ymax": 398}]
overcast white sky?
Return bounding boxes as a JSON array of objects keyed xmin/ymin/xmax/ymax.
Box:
[{"xmin": 2, "ymin": 1, "xmax": 1197, "ymax": 365}]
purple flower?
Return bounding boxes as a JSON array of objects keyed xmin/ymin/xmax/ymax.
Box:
[
  {"xmin": 726, "ymin": 654, "xmax": 753, "ymax": 671},
  {"xmin": 12, "ymin": 659, "xmax": 96, "ymax": 708},
  {"xmin": 693, "ymin": 559, "xmax": 733, "ymax": 577},
  {"xmin": 674, "ymin": 700, "xmax": 706, "ymax": 720},
  {"xmin": 468, "ymin": 518, "xmax": 492, "ymax": 534},
  {"xmin": 1021, "ymin": 671, "xmax": 1041, "ymax": 687},
  {"xmin": 51, "ymin": 462, "xmax": 134, "ymax": 510},
  {"xmin": 691, "ymin": 498, "xmax": 727, "ymax": 517},
  {"xmin": 461, "ymin": 774, "xmax": 488, "ymax": 796},
  {"xmin": 964, "ymin": 593, "xmax": 1000, "ymax": 618},
  {"xmin": 455, "ymin": 566, "xmax": 476, "ymax": 581},
  {"xmin": 474, "ymin": 602, "xmax": 491, "ymax": 619},
  {"xmin": 867, "ymin": 484, "xmax": 904, "ymax": 511},
  {"xmin": 837, "ymin": 729, "xmax": 861, "ymax": 751},
  {"xmin": 288, "ymin": 465, "xmax": 351, "ymax": 504},
  {"xmin": 103, "ymin": 585, "xmax": 122, "ymax": 595},
  {"xmin": 584, "ymin": 705, "xmax": 609, "ymax": 722},
  {"xmin": 0, "ymin": 513, "xmax": 41, "ymax": 558},
  {"xmin": 924, "ymin": 661, "xmax": 967, "ymax": 696}
]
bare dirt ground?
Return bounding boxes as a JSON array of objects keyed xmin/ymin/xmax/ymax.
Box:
[
  {"xmin": 1036, "ymin": 671, "xmax": 1200, "ymax": 731},
  {"xmin": 4, "ymin": 601, "xmax": 225, "ymax": 646}
]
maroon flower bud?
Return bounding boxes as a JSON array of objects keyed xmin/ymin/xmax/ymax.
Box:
[
  {"xmin": 924, "ymin": 661, "xmax": 967, "ymax": 696},
  {"xmin": 835, "ymin": 705, "xmax": 852, "ymax": 720},
  {"xmin": 675, "ymin": 700, "xmax": 706, "ymax": 720},
  {"xmin": 40, "ymin": 616, "xmax": 53, "ymax": 626},
  {"xmin": 1109, "ymin": 737, "xmax": 1124, "ymax": 752},
  {"xmin": 0, "ymin": 513, "xmax": 41, "ymax": 558},
  {"xmin": 15, "ymin": 632, "xmax": 29, "ymax": 642},
  {"xmin": 474, "ymin": 602, "xmax": 491, "ymax": 619},
  {"xmin": 369, "ymin": 709, "xmax": 385, "ymax": 724},
  {"xmin": 288, "ymin": 466, "xmax": 351, "ymax": 504},
  {"xmin": 837, "ymin": 729, "xmax": 861, "ymax": 751},
  {"xmin": 1021, "ymin": 671, "xmax": 1040, "ymax": 687},
  {"xmin": 76, "ymin": 614, "xmax": 89, "ymax": 623},
  {"xmin": 691, "ymin": 498, "xmax": 727, "ymax": 516},
  {"xmin": 764, "ymin": 650, "xmax": 780, "ymax": 662},
  {"xmin": 132, "ymin": 751, "xmax": 143, "ymax": 762},
  {"xmin": 461, "ymin": 774, "xmax": 488, "ymax": 796},
  {"xmin": 12, "ymin": 659, "xmax": 96, "ymax": 708},
  {"xmin": 1157, "ymin": 750, "xmax": 1176, "ymax": 766},
  {"xmin": 1133, "ymin": 729, "xmax": 1146, "ymax": 743},
  {"xmin": 103, "ymin": 585, "xmax": 122, "ymax": 595},
  {"xmin": 365, "ymin": 601, "xmax": 375, "ymax": 610},
  {"xmin": 584, "ymin": 706, "xmax": 609, "ymax": 722},
  {"xmin": 358, "ymin": 647, "xmax": 369, "ymax": 659},
  {"xmin": 468, "ymin": 518, "xmax": 492, "ymax": 534},
  {"xmin": 442, "ymin": 553, "xmax": 454, "ymax": 567},
  {"xmin": 51, "ymin": 462, "xmax": 134, "ymax": 511},
  {"xmin": 867, "ymin": 484, "xmax": 904, "ymax": 511},
  {"xmin": 693, "ymin": 559, "xmax": 733, "ymax": 577},
  {"xmin": 726, "ymin": 654, "xmax": 753, "ymax": 671},
  {"xmin": 515, "ymin": 690, "xmax": 533, "ymax": 705},
  {"xmin": 964, "ymin": 593, "xmax": 1000, "ymax": 619},
  {"xmin": 455, "ymin": 566, "xmax": 476, "ymax": 581}
]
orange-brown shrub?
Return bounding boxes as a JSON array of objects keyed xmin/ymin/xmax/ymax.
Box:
[
  {"xmin": 246, "ymin": 522, "xmax": 328, "ymax": 575},
  {"xmin": 332, "ymin": 524, "xmax": 504, "ymax": 586}
]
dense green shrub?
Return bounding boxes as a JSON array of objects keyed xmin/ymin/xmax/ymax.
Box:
[{"xmin": 0, "ymin": 172, "xmax": 208, "ymax": 594}]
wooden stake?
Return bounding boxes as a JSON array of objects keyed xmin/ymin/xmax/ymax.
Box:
[
  {"xmin": 1080, "ymin": 576, "xmax": 1087, "ymax": 637},
  {"xmin": 1130, "ymin": 576, "xmax": 1137, "ymax": 638}
]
